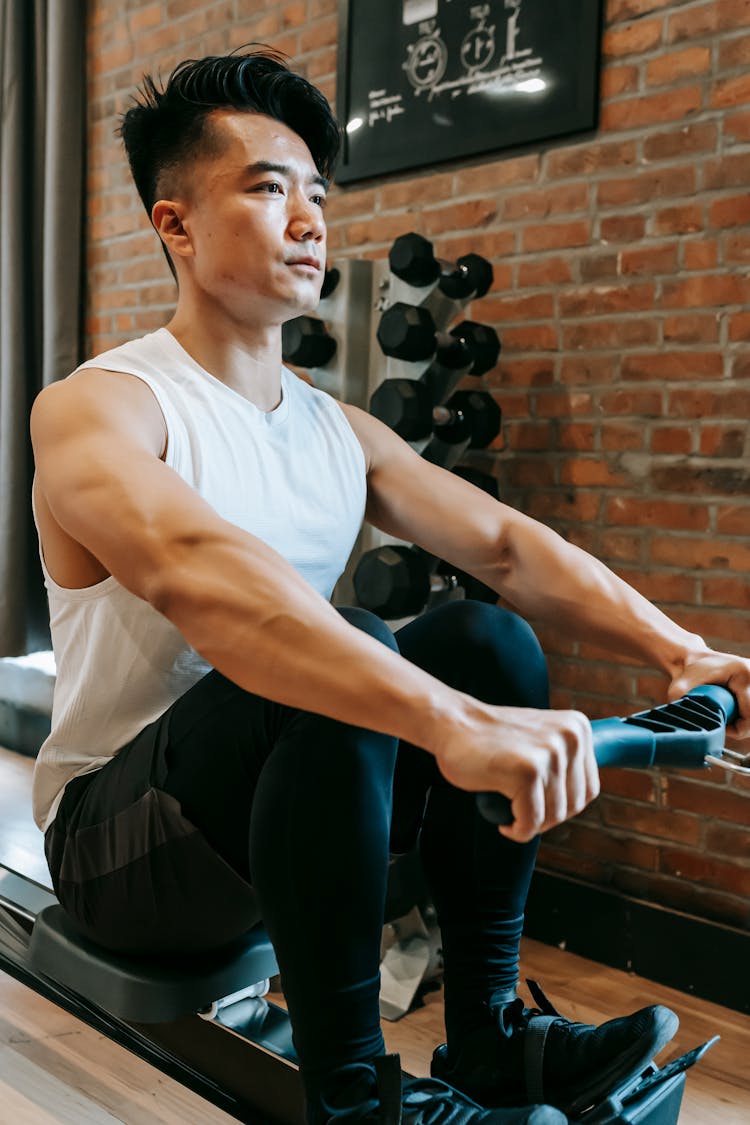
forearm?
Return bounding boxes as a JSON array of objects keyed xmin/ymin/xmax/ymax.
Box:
[
  {"xmin": 495, "ymin": 513, "xmax": 709, "ymax": 676},
  {"xmin": 154, "ymin": 528, "xmax": 474, "ymax": 752}
]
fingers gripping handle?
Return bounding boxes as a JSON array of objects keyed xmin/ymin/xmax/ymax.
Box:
[{"xmin": 476, "ymin": 685, "xmax": 738, "ymax": 827}]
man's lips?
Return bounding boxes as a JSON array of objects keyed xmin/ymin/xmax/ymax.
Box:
[{"xmin": 287, "ymin": 258, "xmax": 321, "ymax": 270}]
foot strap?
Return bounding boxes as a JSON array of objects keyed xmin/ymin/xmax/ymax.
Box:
[{"xmin": 523, "ymin": 1015, "xmax": 558, "ymax": 1104}]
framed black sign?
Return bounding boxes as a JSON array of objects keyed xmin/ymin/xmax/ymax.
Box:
[{"xmin": 335, "ymin": 0, "xmax": 604, "ymax": 185}]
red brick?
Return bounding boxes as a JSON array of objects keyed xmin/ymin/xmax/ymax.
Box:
[
  {"xmin": 622, "ymin": 351, "xmax": 723, "ymax": 380},
  {"xmin": 558, "ymin": 423, "xmax": 596, "ymax": 451},
  {"xmin": 560, "ymin": 282, "xmax": 655, "ymax": 318},
  {"xmin": 478, "ymin": 293, "xmax": 555, "ymax": 322},
  {"xmin": 667, "ymin": 3, "xmax": 717, "ymax": 43},
  {"xmin": 560, "ymin": 459, "xmax": 628, "ymax": 488},
  {"xmin": 600, "ymin": 86, "xmax": 702, "ymax": 131},
  {"xmin": 605, "ymin": 497, "xmax": 710, "ymax": 531},
  {"xmin": 601, "ymin": 66, "xmax": 639, "ymax": 99},
  {"xmin": 702, "ymin": 576, "xmax": 750, "ymax": 609},
  {"xmin": 505, "ymin": 459, "xmax": 556, "ymax": 488},
  {"xmin": 599, "ymin": 529, "xmax": 645, "ymax": 562},
  {"xmin": 709, "ymin": 194, "xmax": 750, "ymax": 229},
  {"xmin": 717, "ymin": 0, "xmax": 750, "ymax": 33},
  {"xmin": 501, "ymin": 325, "xmax": 558, "ymax": 352},
  {"xmin": 653, "ymin": 204, "xmax": 703, "ymax": 235},
  {"xmin": 602, "ymin": 18, "xmax": 663, "ymax": 58},
  {"xmin": 620, "ymin": 244, "xmax": 678, "ymax": 276},
  {"xmin": 662, "ymin": 274, "xmax": 750, "ymax": 308},
  {"xmin": 704, "ymin": 152, "xmax": 750, "ymax": 191},
  {"xmin": 718, "ymin": 31, "xmax": 750, "ymax": 70},
  {"xmin": 503, "ymin": 183, "xmax": 589, "ymax": 222},
  {"xmin": 580, "ymin": 253, "xmax": 620, "ymax": 282},
  {"xmin": 598, "ymin": 767, "xmax": 658, "ymax": 803},
  {"xmin": 559, "ymin": 356, "xmax": 617, "ymax": 386},
  {"xmin": 621, "ymin": 569, "xmax": 697, "ymax": 604},
  {"xmin": 712, "ymin": 72, "xmax": 750, "ymax": 110},
  {"xmin": 660, "ymin": 849, "xmax": 750, "ymax": 897},
  {"xmin": 453, "ymin": 155, "xmax": 540, "ymax": 196},
  {"xmin": 522, "ymin": 221, "xmax": 591, "ymax": 253},
  {"xmin": 517, "ymin": 258, "xmax": 574, "ymax": 288},
  {"xmin": 651, "ymin": 536, "xmax": 750, "ymax": 571},
  {"xmin": 650, "ymin": 425, "xmax": 692, "ymax": 454},
  {"xmin": 653, "ymin": 461, "xmax": 750, "ymax": 495},
  {"xmin": 607, "ymin": 0, "xmax": 675, "ymax": 19},
  {"xmin": 601, "ymin": 799, "xmax": 702, "ymax": 845},
  {"xmin": 505, "ymin": 421, "xmax": 554, "ymax": 451},
  {"xmin": 716, "ymin": 505, "xmax": 750, "ymax": 535},
  {"xmin": 724, "ymin": 109, "xmax": 750, "ymax": 143},
  {"xmin": 663, "ymin": 315, "xmax": 719, "ymax": 344},
  {"xmin": 733, "ymin": 312, "xmax": 750, "ymax": 342},
  {"xmin": 599, "ymin": 389, "xmax": 664, "ymax": 416},
  {"xmin": 647, "ymin": 46, "xmax": 711, "ymax": 87},
  {"xmin": 423, "ymin": 198, "xmax": 498, "ymax": 237},
  {"xmin": 642, "ymin": 121, "xmax": 718, "ymax": 162},
  {"xmin": 487, "ymin": 358, "xmax": 555, "ymax": 389},
  {"xmin": 597, "ymin": 166, "xmax": 696, "ymax": 208},
  {"xmin": 600, "ymin": 214, "xmax": 647, "ymax": 242},
  {"xmin": 726, "ymin": 233, "xmax": 750, "ymax": 261},
  {"xmin": 534, "ymin": 391, "xmax": 593, "ymax": 417},
  {"xmin": 562, "ymin": 319, "xmax": 658, "ymax": 351},
  {"xmin": 699, "ymin": 425, "xmax": 746, "ymax": 457},
  {"xmin": 545, "ymin": 140, "xmax": 638, "ymax": 179},
  {"xmin": 601, "ymin": 422, "xmax": 643, "ymax": 451},
  {"xmin": 683, "ymin": 239, "xmax": 719, "ymax": 270}
]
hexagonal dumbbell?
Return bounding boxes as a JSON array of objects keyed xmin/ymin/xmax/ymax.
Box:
[
  {"xmin": 281, "ymin": 315, "xmax": 337, "ymax": 368},
  {"xmin": 377, "ymin": 304, "xmax": 500, "ymax": 379},
  {"xmin": 389, "ymin": 232, "xmax": 494, "ymax": 300},
  {"xmin": 353, "ymin": 542, "xmax": 497, "ymax": 620},
  {"xmin": 370, "ymin": 381, "xmax": 501, "ymax": 448}
]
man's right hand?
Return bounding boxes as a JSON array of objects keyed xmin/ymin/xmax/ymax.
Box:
[{"xmin": 432, "ymin": 702, "xmax": 600, "ymax": 844}]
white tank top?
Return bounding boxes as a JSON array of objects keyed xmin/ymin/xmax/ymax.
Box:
[{"xmin": 31, "ymin": 328, "xmax": 367, "ymax": 832}]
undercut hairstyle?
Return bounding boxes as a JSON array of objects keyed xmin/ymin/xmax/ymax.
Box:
[{"xmin": 119, "ymin": 48, "xmax": 342, "ymax": 278}]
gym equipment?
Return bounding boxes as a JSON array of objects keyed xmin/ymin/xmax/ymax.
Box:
[
  {"xmin": 0, "ymin": 688, "xmax": 734, "ymax": 1123},
  {"xmin": 281, "ymin": 314, "xmax": 337, "ymax": 368},
  {"xmin": 389, "ymin": 233, "xmax": 493, "ymax": 300},
  {"xmin": 376, "ymin": 304, "xmax": 500, "ymax": 375},
  {"xmin": 370, "ymin": 382, "xmax": 501, "ymax": 448},
  {"xmin": 476, "ymin": 685, "xmax": 746, "ymax": 827},
  {"xmin": 353, "ymin": 544, "xmax": 497, "ymax": 619}
]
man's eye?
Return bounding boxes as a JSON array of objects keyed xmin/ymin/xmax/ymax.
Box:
[
  {"xmin": 258, "ymin": 182, "xmax": 282, "ymax": 193},
  {"xmin": 312, "ymin": 194, "xmax": 327, "ymax": 208}
]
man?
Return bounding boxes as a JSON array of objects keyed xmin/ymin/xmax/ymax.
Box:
[{"xmin": 30, "ymin": 50, "xmax": 749, "ymax": 1125}]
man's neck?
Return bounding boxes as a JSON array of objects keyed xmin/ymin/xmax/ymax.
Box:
[{"xmin": 167, "ymin": 305, "xmax": 284, "ymax": 413}]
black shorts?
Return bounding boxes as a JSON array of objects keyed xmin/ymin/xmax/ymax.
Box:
[{"xmin": 44, "ymin": 700, "xmax": 260, "ymax": 956}]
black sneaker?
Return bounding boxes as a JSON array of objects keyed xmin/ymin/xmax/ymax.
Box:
[
  {"xmin": 431, "ymin": 980, "xmax": 679, "ymax": 1118},
  {"xmin": 310, "ymin": 1052, "xmax": 567, "ymax": 1124}
]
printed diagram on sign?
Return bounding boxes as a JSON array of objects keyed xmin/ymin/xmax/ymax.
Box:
[{"xmin": 400, "ymin": 0, "xmax": 543, "ymax": 103}]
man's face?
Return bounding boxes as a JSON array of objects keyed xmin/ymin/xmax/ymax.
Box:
[{"xmin": 172, "ymin": 109, "xmax": 329, "ymax": 324}]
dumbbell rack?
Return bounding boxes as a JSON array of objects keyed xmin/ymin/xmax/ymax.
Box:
[{"xmin": 283, "ymin": 243, "xmax": 501, "ymax": 624}]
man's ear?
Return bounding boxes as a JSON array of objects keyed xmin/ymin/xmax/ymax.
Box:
[{"xmin": 151, "ymin": 199, "xmax": 193, "ymax": 261}]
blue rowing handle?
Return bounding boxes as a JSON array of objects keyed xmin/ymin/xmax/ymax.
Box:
[{"xmin": 476, "ymin": 685, "xmax": 738, "ymax": 827}]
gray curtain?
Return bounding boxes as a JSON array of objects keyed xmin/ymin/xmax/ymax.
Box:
[{"xmin": 0, "ymin": 0, "xmax": 85, "ymax": 656}]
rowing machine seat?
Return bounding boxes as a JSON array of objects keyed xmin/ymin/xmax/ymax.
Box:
[{"xmin": 29, "ymin": 904, "xmax": 278, "ymax": 1023}]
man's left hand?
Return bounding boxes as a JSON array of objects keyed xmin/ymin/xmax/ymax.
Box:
[{"xmin": 668, "ymin": 650, "xmax": 750, "ymax": 740}]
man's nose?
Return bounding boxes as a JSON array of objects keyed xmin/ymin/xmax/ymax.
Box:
[{"xmin": 288, "ymin": 192, "xmax": 326, "ymax": 241}]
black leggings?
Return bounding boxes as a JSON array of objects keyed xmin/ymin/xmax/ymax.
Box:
[{"xmin": 45, "ymin": 600, "xmax": 548, "ymax": 1097}]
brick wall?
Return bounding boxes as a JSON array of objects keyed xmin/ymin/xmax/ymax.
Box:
[{"xmin": 86, "ymin": 0, "xmax": 750, "ymax": 929}]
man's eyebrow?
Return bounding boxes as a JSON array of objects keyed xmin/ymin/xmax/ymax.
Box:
[{"xmin": 243, "ymin": 160, "xmax": 329, "ymax": 192}]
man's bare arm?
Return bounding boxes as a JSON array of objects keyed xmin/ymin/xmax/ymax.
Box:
[
  {"xmin": 29, "ymin": 370, "xmax": 601, "ymax": 843},
  {"xmin": 342, "ymin": 402, "xmax": 711, "ymax": 681}
]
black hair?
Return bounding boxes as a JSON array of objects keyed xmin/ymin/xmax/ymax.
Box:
[{"xmin": 118, "ymin": 47, "xmax": 342, "ymax": 278}]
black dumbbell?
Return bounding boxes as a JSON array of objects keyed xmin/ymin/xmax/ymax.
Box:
[
  {"xmin": 377, "ymin": 305, "xmax": 500, "ymax": 377},
  {"xmin": 370, "ymin": 381, "xmax": 501, "ymax": 448},
  {"xmin": 320, "ymin": 266, "xmax": 340, "ymax": 299},
  {"xmin": 389, "ymin": 233, "xmax": 494, "ymax": 300},
  {"xmin": 282, "ymin": 316, "xmax": 337, "ymax": 367},
  {"xmin": 353, "ymin": 544, "xmax": 496, "ymax": 619}
]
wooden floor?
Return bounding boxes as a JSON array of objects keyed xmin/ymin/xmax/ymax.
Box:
[{"xmin": 1, "ymin": 746, "xmax": 748, "ymax": 1123}]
